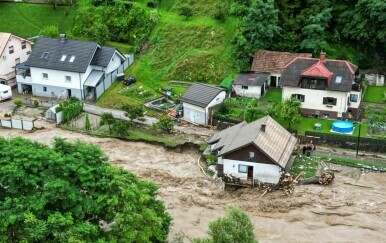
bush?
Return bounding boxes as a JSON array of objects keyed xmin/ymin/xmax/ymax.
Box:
[
  {"xmin": 13, "ymin": 98, "xmax": 22, "ymax": 106},
  {"xmin": 32, "ymin": 98, "xmax": 39, "ymax": 107},
  {"xmin": 212, "ymin": 2, "xmax": 228, "ymax": 22},
  {"xmin": 153, "ymin": 115, "xmax": 174, "ymax": 133},
  {"xmin": 178, "ymin": 4, "xmax": 193, "ymax": 19}
]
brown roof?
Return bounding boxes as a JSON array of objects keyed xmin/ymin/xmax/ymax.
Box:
[
  {"xmin": 281, "ymin": 57, "xmax": 358, "ymax": 92},
  {"xmin": 208, "ymin": 116, "xmax": 297, "ymax": 169},
  {"xmin": 251, "ymin": 50, "xmax": 312, "ymax": 73}
]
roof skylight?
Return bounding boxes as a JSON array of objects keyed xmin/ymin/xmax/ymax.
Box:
[
  {"xmin": 69, "ymin": 55, "xmax": 75, "ymax": 62},
  {"xmin": 41, "ymin": 52, "xmax": 49, "ymax": 59},
  {"xmin": 60, "ymin": 55, "xmax": 67, "ymax": 61},
  {"xmin": 335, "ymin": 76, "xmax": 342, "ymax": 84}
]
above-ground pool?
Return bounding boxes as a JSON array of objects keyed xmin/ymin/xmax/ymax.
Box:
[{"xmin": 331, "ymin": 120, "xmax": 354, "ymax": 133}]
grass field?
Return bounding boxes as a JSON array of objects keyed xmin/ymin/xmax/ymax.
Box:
[
  {"xmin": 97, "ymin": 0, "xmax": 238, "ymax": 108},
  {"xmin": 261, "ymin": 88, "xmax": 282, "ymax": 103},
  {"xmin": 363, "ymin": 86, "xmax": 386, "ymax": 103},
  {"xmin": 0, "ymin": 3, "xmax": 76, "ymax": 38}
]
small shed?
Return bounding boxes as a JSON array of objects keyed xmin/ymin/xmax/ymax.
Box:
[
  {"xmin": 233, "ymin": 73, "xmax": 269, "ymax": 98},
  {"xmin": 45, "ymin": 104, "xmax": 63, "ymax": 124},
  {"xmin": 179, "ymin": 83, "xmax": 226, "ymax": 125}
]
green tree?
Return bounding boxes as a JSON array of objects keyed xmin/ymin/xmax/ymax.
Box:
[
  {"xmin": 100, "ymin": 112, "xmax": 115, "ymax": 134},
  {"xmin": 300, "ymin": 8, "xmax": 332, "ymax": 53},
  {"xmin": 0, "ymin": 137, "xmax": 171, "ymax": 242},
  {"xmin": 244, "ymin": 98, "xmax": 266, "ymax": 123},
  {"xmin": 85, "ymin": 113, "xmax": 91, "ymax": 130},
  {"xmin": 269, "ymin": 97, "xmax": 302, "ymax": 130},
  {"xmin": 153, "ymin": 115, "xmax": 174, "ymax": 133},
  {"xmin": 194, "ymin": 206, "xmax": 257, "ymax": 243},
  {"xmin": 234, "ymin": 0, "xmax": 280, "ymax": 70},
  {"xmin": 178, "ymin": 4, "xmax": 193, "ymax": 20},
  {"xmin": 40, "ymin": 25, "xmax": 60, "ymax": 38},
  {"xmin": 122, "ymin": 103, "xmax": 146, "ymax": 122}
]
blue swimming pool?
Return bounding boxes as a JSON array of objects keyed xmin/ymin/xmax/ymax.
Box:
[{"xmin": 331, "ymin": 120, "xmax": 354, "ymax": 133}]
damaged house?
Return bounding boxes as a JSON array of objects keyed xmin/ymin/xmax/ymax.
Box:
[{"xmin": 208, "ymin": 115, "xmax": 297, "ymax": 185}]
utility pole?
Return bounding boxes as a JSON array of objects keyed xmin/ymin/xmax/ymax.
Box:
[{"xmin": 356, "ymin": 122, "xmax": 362, "ymax": 158}]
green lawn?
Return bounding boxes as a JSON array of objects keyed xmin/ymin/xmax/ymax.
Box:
[
  {"xmin": 0, "ymin": 3, "xmax": 76, "ymax": 38},
  {"xmin": 291, "ymin": 155, "xmax": 319, "ymax": 178},
  {"xmin": 363, "ymin": 86, "xmax": 386, "ymax": 103},
  {"xmin": 106, "ymin": 41, "xmax": 135, "ymax": 54},
  {"xmin": 261, "ymin": 88, "xmax": 282, "ymax": 103},
  {"xmin": 279, "ymin": 117, "xmax": 369, "ymax": 137}
]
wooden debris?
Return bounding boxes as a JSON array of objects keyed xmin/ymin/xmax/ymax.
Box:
[{"xmin": 299, "ymin": 171, "xmax": 335, "ymax": 185}]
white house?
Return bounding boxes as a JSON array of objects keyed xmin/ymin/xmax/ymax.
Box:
[
  {"xmin": 0, "ymin": 32, "xmax": 33, "ymax": 84},
  {"xmin": 208, "ymin": 115, "xmax": 297, "ymax": 185},
  {"xmin": 281, "ymin": 53, "xmax": 361, "ymax": 119},
  {"xmin": 17, "ymin": 35, "xmax": 126, "ymax": 100},
  {"xmin": 179, "ymin": 83, "xmax": 226, "ymax": 125},
  {"xmin": 233, "ymin": 73, "xmax": 269, "ymax": 98},
  {"xmin": 251, "ymin": 50, "xmax": 312, "ymax": 87}
]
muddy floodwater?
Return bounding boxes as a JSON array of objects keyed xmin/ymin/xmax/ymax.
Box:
[{"xmin": 1, "ymin": 123, "xmax": 386, "ymax": 242}]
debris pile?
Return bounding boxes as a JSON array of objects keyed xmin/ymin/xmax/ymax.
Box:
[
  {"xmin": 299, "ymin": 171, "xmax": 335, "ymax": 185},
  {"xmin": 223, "ymin": 174, "xmax": 241, "ymax": 184}
]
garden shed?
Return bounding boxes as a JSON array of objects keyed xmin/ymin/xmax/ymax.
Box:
[
  {"xmin": 233, "ymin": 73, "xmax": 269, "ymax": 98},
  {"xmin": 179, "ymin": 83, "xmax": 226, "ymax": 125},
  {"xmin": 45, "ymin": 104, "xmax": 63, "ymax": 124}
]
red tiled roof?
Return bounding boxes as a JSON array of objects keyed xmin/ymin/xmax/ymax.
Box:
[
  {"xmin": 251, "ymin": 50, "xmax": 312, "ymax": 73},
  {"xmin": 301, "ymin": 61, "xmax": 333, "ymax": 82}
]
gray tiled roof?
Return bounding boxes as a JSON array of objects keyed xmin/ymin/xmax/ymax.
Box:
[
  {"xmin": 233, "ymin": 73, "xmax": 269, "ymax": 86},
  {"xmin": 281, "ymin": 58, "xmax": 358, "ymax": 92},
  {"xmin": 26, "ymin": 37, "xmax": 100, "ymax": 73},
  {"xmin": 209, "ymin": 116, "xmax": 297, "ymax": 169},
  {"xmin": 91, "ymin": 46, "xmax": 116, "ymax": 67},
  {"xmin": 179, "ymin": 83, "xmax": 225, "ymax": 108}
]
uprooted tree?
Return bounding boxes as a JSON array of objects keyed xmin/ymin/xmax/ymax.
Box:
[{"xmin": 0, "ymin": 137, "xmax": 171, "ymax": 242}]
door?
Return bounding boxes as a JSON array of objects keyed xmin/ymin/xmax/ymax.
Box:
[
  {"xmin": 270, "ymin": 76, "xmax": 277, "ymax": 87},
  {"xmin": 247, "ymin": 166, "xmax": 254, "ymax": 180},
  {"xmin": 67, "ymin": 89, "xmax": 72, "ymax": 98},
  {"xmin": 260, "ymin": 85, "xmax": 265, "ymax": 97}
]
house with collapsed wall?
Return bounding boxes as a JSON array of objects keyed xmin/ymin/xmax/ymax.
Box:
[{"xmin": 207, "ymin": 115, "xmax": 297, "ymax": 185}]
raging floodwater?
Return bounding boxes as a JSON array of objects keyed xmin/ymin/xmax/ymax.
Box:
[{"xmin": 1, "ymin": 124, "xmax": 386, "ymax": 242}]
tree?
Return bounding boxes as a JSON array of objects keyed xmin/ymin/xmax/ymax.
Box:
[
  {"xmin": 234, "ymin": 0, "xmax": 281, "ymax": 70},
  {"xmin": 100, "ymin": 112, "xmax": 115, "ymax": 134},
  {"xmin": 153, "ymin": 115, "xmax": 174, "ymax": 133},
  {"xmin": 269, "ymin": 98, "xmax": 302, "ymax": 130},
  {"xmin": 178, "ymin": 4, "xmax": 193, "ymax": 20},
  {"xmin": 0, "ymin": 137, "xmax": 171, "ymax": 242},
  {"xmin": 40, "ymin": 25, "xmax": 60, "ymax": 38},
  {"xmin": 194, "ymin": 206, "xmax": 257, "ymax": 243},
  {"xmin": 85, "ymin": 113, "xmax": 91, "ymax": 130},
  {"xmin": 244, "ymin": 98, "xmax": 266, "ymax": 123},
  {"xmin": 122, "ymin": 103, "xmax": 146, "ymax": 122},
  {"xmin": 300, "ymin": 8, "xmax": 332, "ymax": 53}
]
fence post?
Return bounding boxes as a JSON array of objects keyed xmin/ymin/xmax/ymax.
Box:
[{"xmin": 21, "ymin": 118, "xmax": 24, "ymax": 130}]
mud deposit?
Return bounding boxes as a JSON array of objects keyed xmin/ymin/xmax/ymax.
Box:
[{"xmin": 1, "ymin": 124, "xmax": 386, "ymax": 242}]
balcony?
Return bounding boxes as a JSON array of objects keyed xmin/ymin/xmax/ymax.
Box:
[{"xmin": 16, "ymin": 74, "xmax": 32, "ymax": 84}]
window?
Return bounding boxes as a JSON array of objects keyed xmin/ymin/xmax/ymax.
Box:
[
  {"xmin": 2, "ymin": 56, "xmax": 6, "ymax": 60},
  {"xmin": 43, "ymin": 87, "xmax": 47, "ymax": 92},
  {"xmin": 21, "ymin": 41, "xmax": 26, "ymax": 49},
  {"xmin": 323, "ymin": 97, "xmax": 337, "ymax": 106},
  {"xmin": 309, "ymin": 79, "xmax": 317, "ymax": 89},
  {"xmin": 238, "ymin": 164, "xmax": 248, "ymax": 173},
  {"xmin": 15, "ymin": 58, "xmax": 20, "ymax": 64},
  {"xmin": 42, "ymin": 73, "xmax": 48, "ymax": 79},
  {"xmin": 241, "ymin": 85, "xmax": 248, "ymax": 90},
  {"xmin": 69, "ymin": 55, "xmax": 75, "ymax": 62},
  {"xmin": 41, "ymin": 52, "xmax": 49, "ymax": 59},
  {"xmin": 112, "ymin": 57, "xmax": 115, "ymax": 62},
  {"xmin": 65, "ymin": 76, "xmax": 71, "ymax": 82},
  {"xmin": 4, "ymin": 90, "xmax": 8, "ymax": 94},
  {"xmin": 335, "ymin": 76, "xmax": 342, "ymax": 84},
  {"xmin": 350, "ymin": 94, "xmax": 358, "ymax": 102},
  {"xmin": 61, "ymin": 55, "xmax": 67, "ymax": 61},
  {"xmin": 27, "ymin": 51, "xmax": 31, "ymax": 55},
  {"xmin": 292, "ymin": 94, "xmax": 305, "ymax": 102},
  {"xmin": 9, "ymin": 46, "xmax": 14, "ymax": 54},
  {"xmin": 196, "ymin": 113, "xmax": 200, "ymax": 118},
  {"xmin": 249, "ymin": 152, "xmax": 255, "ymax": 158}
]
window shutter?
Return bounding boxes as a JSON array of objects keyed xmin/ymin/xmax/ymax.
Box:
[
  {"xmin": 292, "ymin": 94, "xmax": 296, "ymax": 98},
  {"xmin": 323, "ymin": 97, "xmax": 327, "ymax": 104},
  {"xmin": 333, "ymin": 98, "xmax": 337, "ymax": 105},
  {"xmin": 302, "ymin": 95, "xmax": 305, "ymax": 102}
]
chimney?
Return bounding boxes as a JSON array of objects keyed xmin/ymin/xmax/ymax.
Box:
[
  {"xmin": 59, "ymin": 34, "xmax": 66, "ymax": 42},
  {"xmin": 319, "ymin": 51, "xmax": 326, "ymax": 62},
  {"xmin": 261, "ymin": 124, "xmax": 266, "ymax": 132}
]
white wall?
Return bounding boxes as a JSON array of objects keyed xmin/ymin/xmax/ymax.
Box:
[
  {"xmin": 233, "ymin": 84, "xmax": 261, "ymax": 98},
  {"xmin": 223, "ymin": 159, "xmax": 282, "ymax": 184},
  {"xmin": 0, "ymin": 35, "xmax": 32, "ymax": 79},
  {"xmin": 348, "ymin": 90, "xmax": 361, "ymax": 109},
  {"xmin": 105, "ymin": 52, "xmax": 123, "ymax": 73},
  {"xmin": 30, "ymin": 67, "xmax": 82, "ymax": 90},
  {"xmin": 283, "ymin": 86, "xmax": 349, "ymax": 114},
  {"xmin": 206, "ymin": 91, "xmax": 227, "ymax": 113},
  {"xmin": 183, "ymin": 102, "xmax": 206, "ymax": 125}
]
